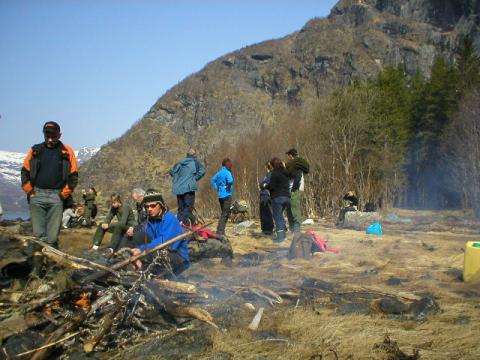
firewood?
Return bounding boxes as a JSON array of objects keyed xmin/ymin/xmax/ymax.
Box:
[
  {"xmin": 149, "ymin": 278, "xmax": 198, "ymax": 294},
  {"xmin": 41, "ymin": 248, "xmax": 92, "ymax": 271},
  {"xmin": 87, "ymin": 291, "xmax": 115, "ymax": 317},
  {"xmin": 0, "ymin": 312, "xmax": 48, "ymax": 342},
  {"xmin": 31, "ymin": 313, "xmax": 86, "ymax": 360},
  {"xmin": 248, "ymin": 307, "xmax": 264, "ymax": 330},
  {"xmin": 140, "ymin": 284, "xmax": 218, "ymax": 328},
  {"xmin": 83, "ymin": 298, "xmax": 126, "ymax": 353},
  {"xmin": 25, "ymin": 237, "xmax": 119, "ymax": 276},
  {"xmin": 79, "ymin": 228, "xmax": 201, "ymax": 284},
  {"xmin": 15, "ymin": 330, "xmax": 85, "ymax": 357}
]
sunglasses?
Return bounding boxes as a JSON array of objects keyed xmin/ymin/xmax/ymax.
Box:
[{"xmin": 145, "ymin": 203, "xmax": 159, "ymax": 209}]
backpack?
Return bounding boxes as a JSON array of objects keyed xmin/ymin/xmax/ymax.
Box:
[
  {"xmin": 366, "ymin": 222, "xmax": 382, "ymax": 235},
  {"xmin": 288, "ymin": 233, "xmax": 314, "ymax": 260}
]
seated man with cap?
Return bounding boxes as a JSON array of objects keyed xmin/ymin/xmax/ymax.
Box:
[{"xmin": 130, "ymin": 189, "xmax": 190, "ymax": 276}]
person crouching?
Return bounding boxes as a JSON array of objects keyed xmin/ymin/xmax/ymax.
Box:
[
  {"xmin": 91, "ymin": 193, "xmax": 135, "ymax": 253},
  {"xmin": 130, "ymin": 189, "xmax": 190, "ymax": 277}
]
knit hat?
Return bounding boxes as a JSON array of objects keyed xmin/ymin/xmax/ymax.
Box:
[
  {"xmin": 43, "ymin": 121, "xmax": 61, "ymax": 136},
  {"xmin": 144, "ymin": 188, "xmax": 166, "ymax": 206},
  {"xmin": 286, "ymin": 148, "xmax": 298, "ymax": 157}
]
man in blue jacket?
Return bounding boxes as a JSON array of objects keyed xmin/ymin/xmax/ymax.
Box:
[
  {"xmin": 210, "ymin": 158, "xmax": 234, "ymax": 242},
  {"xmin": 169, "ymin": 148, "xmax": 205, "ymax": 226},
  {"xmin": 130, "ymin": 189, "xmax": 190, "ymax": 276}
]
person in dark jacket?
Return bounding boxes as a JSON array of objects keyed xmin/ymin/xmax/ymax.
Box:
[
  {"xmin": 338, "ymin": 191, "xmax": 359, "ymax": 224},
  {"xmin": 82, "ymin": 187, "xmax": 97, "ymax": 226},
  {"xmin": 210, "ymin": 158, "xmax": 234, "ymax": 242},
  {"xmin": 118, "ymin": 188, "xmax": 148, "ymax": 249},
  {"xmin": 285, "ymin": 148, "xmax": 310, "ymax": 234},
  {"xmin": 21, "ymin": 121, "xmax": 78, "ymax": 274},
  {"xmin": 259, "ymin": 161, "xmax": 274, "ymax": 236},
  {"xmin": 265, "ymin": 157, "xmax": 291, "ymax": 242},
  {"xmin": 170, "ymin": 148, "xmax": 205, "ymax": 226},
  {"xmin": 21, "ymin": 121, "xmax": 79, "ymax": 247},
  {"xmin": 130, "ymin": 189, "xmax": 190, "ymax": 276},
  {"xmin": 91, "ymin": 193, "xmax": 135, "ymax": 253}
]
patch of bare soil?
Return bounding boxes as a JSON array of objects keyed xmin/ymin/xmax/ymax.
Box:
[{"xmin": 1, "ymin": 209, "xmax": 480, "ymax": 359}]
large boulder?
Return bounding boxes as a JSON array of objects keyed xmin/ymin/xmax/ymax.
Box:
[{"xmin": 342, "ymin": 211, "xmax": 381, "ymax": 230}]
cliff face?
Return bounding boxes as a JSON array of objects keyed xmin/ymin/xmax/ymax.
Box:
[{"xmin": 79, "ymin": 0, "xmax": 480, "ymax": 196}]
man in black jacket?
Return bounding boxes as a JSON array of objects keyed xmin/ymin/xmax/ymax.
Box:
[
  {"xmin": 21, "ymin": 121, "xmax": 78, "ymax": 274},
  {"xmin": 21, "ymin": 122, "xmax": 79, "ymax": 247}
]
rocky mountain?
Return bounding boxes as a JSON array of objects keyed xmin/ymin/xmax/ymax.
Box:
[
  {"xmin": 80, "ymin": 0, "xmax": 479, "ymax": 195},
  {"xmin": 0, "ymin": 147, "xmax": 99, "ymax": 216}
]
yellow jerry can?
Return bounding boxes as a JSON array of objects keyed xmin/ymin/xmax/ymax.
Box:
[{"xmin": 464, "ymin": 241, "xmax": 480, "ymax": 283}]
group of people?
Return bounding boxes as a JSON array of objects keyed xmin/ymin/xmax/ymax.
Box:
[
  {"xmin": 259, "ymin": 148, "xmax": 310, "ymax": 242},
  {"xmin": 20, "ymin": 121, "xmax": 316, "ymax": 277},
  {"xmin": 61, "ymin": 187, "xmax": 98, "ymax": 229}
]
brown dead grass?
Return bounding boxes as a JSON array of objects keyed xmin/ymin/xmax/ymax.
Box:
[
  {"xmin": 56, "ymin": 209, "xmax": 480, "ymax": 359},
  {"xmin": 195, "ymin": 209, "xmax": 480, "ymax": 359}
]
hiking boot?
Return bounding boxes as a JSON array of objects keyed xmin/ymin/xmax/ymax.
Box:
[
  {"xmin": 272, "ymin": 230, "xmax": 286, "ymax": 243},
  {"xmin": 216, "ymin": 234, "xmax": 228, "ymax": 243},
  {"xmin": 89, "ymin": 245, "xmax": 99, "ymax": 251}
]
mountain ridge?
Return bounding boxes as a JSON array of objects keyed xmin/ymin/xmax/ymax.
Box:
[
  {"xmin": 0, "ymin": 147, "xmax": 99, "ymax": 214},
  {"xmin": 78, "ymin": 0, "xmax": 479, "ymax": 196}
]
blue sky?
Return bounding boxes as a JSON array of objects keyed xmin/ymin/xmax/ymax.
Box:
[{"xmin": 0, "ymin": 0, "xmax": 338, "ymax": 152}]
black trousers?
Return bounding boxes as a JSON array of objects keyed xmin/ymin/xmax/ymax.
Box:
[
  {"xmin": 216, "ymin": 196, "xmax": 232, "ymax": 235},
  {"xmin": 259, "ymin": 197, "xmax": 274, "ymax": 233},
  {"xmin": 177, "ymin": 191, "xmax": 196, "ymax": 225}
]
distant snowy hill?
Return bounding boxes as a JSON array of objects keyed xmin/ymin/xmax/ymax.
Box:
[{"xmin": 0, "ymin": 147, "xmax": 99, "ymax": 215}]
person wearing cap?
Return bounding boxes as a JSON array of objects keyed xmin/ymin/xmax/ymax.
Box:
[
  {"xmin": 169, "ymin": 148, "xmax": 205, "ymax": 226},
  {"xmin": 21, "ymin": 121, "xmax": 78, "ymax": 273},
  {"xmin": 130, "ymin": 189, "xmax": 190, "ymax": 276},
  {"xmin": 91, "ymin": 193, "xmax": 135, "ymax": 253},
  {"xmin": 285, "ymin": 148, "xmax": 310, "ymax": 234}
]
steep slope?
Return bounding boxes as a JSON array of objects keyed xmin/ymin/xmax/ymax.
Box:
[{"xmin": 79, "ymin": 0, "xmax": 480, "ymax": 195}]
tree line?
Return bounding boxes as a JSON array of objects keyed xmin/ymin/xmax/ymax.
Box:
[{"xmin": 197, "ymin": 37, "xmax": 480, "ymax": 219}]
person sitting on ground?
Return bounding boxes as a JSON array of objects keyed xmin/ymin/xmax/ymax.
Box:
[
  {"xmin": 130, "ymin": 189, "xmax": 190, "ymax": 276},
  {"xmin": 82, "ymin": 187, "xmax": 97, "ymax": 227},
  {"xmin": 265, "ymin": 157, "xmax": 291, "ymax": 242},
  {"xmin": 337, "ymin": 191, "xmax": 359, "ymax": 224},
  {"xmin": 118, "ymin": 188, "xmax": 148, "ymax": 249},
  {"xmin": 91, "ymin": 193, "xmax": 135, "ymax": 253},
  {"xmin": 259, "ymin": 161, "xmax": 274, "ymax": 236},
  {"xmin": 62, "ymin": 204, "xmax": 82, "ymax": 229}
]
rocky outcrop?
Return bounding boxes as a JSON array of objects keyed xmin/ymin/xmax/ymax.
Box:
[{"xmin": 79, "ymin": 0, "xmax": 480, "ymax": 195}]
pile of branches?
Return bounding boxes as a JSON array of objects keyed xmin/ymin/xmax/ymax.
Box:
[{"xmin": 0, "ymin": 232, "xmax": 217, "ymax": 359}]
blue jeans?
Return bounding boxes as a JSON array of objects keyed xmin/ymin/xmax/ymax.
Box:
[
  {"xmin": 271, "ymin": 196, "xmax": 290, "ymax": 239},
  {"xmin": 30, "ymin": 188, "xmax": 64, "ymax": 248}
]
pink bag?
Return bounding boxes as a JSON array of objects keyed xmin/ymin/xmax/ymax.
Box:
[{"xmin": 306, "ymin": 231, "xmax": 340, "ymax": 254}]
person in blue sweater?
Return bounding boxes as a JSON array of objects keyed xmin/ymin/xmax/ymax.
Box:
[
  {"xmin": 210, "ymin": 158, "xmax": 234, "ymax": 242},
  {"xmin": 130, "ymin": 189, "xmax": 190, "ymax": 276}
]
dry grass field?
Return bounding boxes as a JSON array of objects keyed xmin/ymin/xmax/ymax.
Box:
[{"xmin": 3, "ymin": 208, "xmax": 479, "ymax": 359}]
